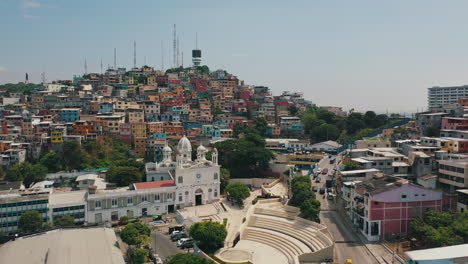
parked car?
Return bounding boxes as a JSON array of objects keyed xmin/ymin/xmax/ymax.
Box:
[
  {"xmin": 171, "ymin": 232, "xmax": 187, "ymax": 241},
  {"xmin": 180, "ymin": 239, "xmax": 194, "ymax": 249},
  {"xmin": 319, "ymin": 187, "xmax": 326, "ymax": 194},
  {"xmin": 168, "ymin": 225, "xmax": 185, "ymax": 234},
  {"xmin": 322, "ymin": 168, "xmax": 329, "ymax": 175},
  {"xmin": 177, "ymin": 238, "xmax": 194, "ymax": 248},
  {"xmin": 315, "ymin": 177, "xmax": 321, "ymax": 183},
  {"xmin": 327, "ymin": 187, "xmax": 332, "ymax": 193},
  {"xmin": 316, "ymin": 168, "xmax": 322, "ymax": 174},
  {"xmin": 312, "ymin": 186, "xmax": 318, "ymax": 192},
  {"xmin": 327, "ymin": 193, "xmax": 334, "ymax": 200}
]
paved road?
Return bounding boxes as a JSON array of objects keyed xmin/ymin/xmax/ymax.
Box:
[
  {"xmin": 313, "ymin": 156, "xmax": 379, "ymax": 264},
  {"xmin": 151, "ymin": 230, "xmax": 183, "ymax": 260}
]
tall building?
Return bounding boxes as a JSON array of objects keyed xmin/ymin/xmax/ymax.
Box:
[
  {"xmin": 192, "ymin": 49, "xmax": 202, "ymax": 67},
  {"xmin": 428, "ymin": 85, "xmax": 468, "ymax": 110}
]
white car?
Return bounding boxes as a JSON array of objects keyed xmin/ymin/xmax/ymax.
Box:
[
  {"xmin": 177, "ymin": 237, "xmax": 192, "ymax": 247},
  {"xmin": 316, "ymin": 168, "xmax": 322, "ymax": 174}
]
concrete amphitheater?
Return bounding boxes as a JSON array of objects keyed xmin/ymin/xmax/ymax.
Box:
[{"xmin": 216, "ymin": 199, "xmax": 334, "ymax": 264}]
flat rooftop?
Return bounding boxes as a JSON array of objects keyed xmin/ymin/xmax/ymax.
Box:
[{"xmin": 0, "ymin": 228, "xmax": 125, "ymax": 264}]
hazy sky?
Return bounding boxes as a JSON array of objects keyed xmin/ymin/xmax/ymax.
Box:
[{"xmin": 2, "ymin": 0, "xmax": 468, "ymax": 113}]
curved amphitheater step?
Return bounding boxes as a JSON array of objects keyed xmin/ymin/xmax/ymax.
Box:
[
  {"xmin": 254, "ymin": 207, "xmax": 298, "ymax": 219},
  {"xmin": 249, "ymin": 216, "xmax": 326, "ymax": 251},
  {"xmin": 242, "ymin": 228, "xmax": 306, "ymax": 263}
]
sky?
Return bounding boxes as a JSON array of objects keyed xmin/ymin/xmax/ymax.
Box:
[{"xmin": 2, "ymin": 0, "xmax": 468, "ymax": 113}]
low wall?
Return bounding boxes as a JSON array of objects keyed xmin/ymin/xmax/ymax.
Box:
[
  {"xmin": 46, "ymin": 171, "xmax": 99, "ymax": 180},
  {"xmin": 229, "ymin": 178, "xmax": 278, "ymax": 188},
  {"xmin": 298, "ymin": 245, "xmax": 334, "ymax": 263}
]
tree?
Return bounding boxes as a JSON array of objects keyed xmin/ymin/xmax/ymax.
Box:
[
  {"xmin": 425, "ymin": 125, "xmax": 440, "ymax": 137},
  {"xmin": 168, "ymin": 253, "xmax": 214, "ymax": 264},
  {"xmin": 253, "ymin": 117, "xmax": 268, "ymax": 136},
  {"xmin": 120, "ymin": 222, "xmax": 151, "ymax": 247},
  {"xmin": 189, "ymin": 221, "xmax": 227, "ymax": 253},
  {"xmin": 364, "ymin": 111, "xmax": 377, "ymax": 128},
  {"xmin": 54, "ymin": 215, "xmax": 75, "ymax": 227},
  {"xmin": 289, "ymin": 184, "xmax": 314, "ymax": 207},
  {"xmin": 313, "ymin": 123, "xmax": 340, "ymax": 141},
  {"xmin": 410, "ymin": 210, "xmax": 468, "ymax": 247},
  {"xmin": 6, "ymin": 162, "xmax": 47, "ymax": 187},
  {"xmin": 343, "ymin": 161, "xmax": 360, "ymax": 171},
  {"xmin": 225, "ymin": 182, "xmax": 250, "ymax": 201},
  {"xmin": 215, "ymin": 137, "xmax": 274, "ymax": 178},
  {"xmin": 345, "ymin": 113, "xmax": 365, "ymax": 135},
  {"xmin": 288, "ymin": 105, "xmax": 299, "ymax": 116},
  {"xmin": 18, "ymin": 211, "xmax": 43, "ymax": 233},
  {"xmin": 62, "ymin": 141, "xmax": 85, "ymax": 171},
  {"xmin": 39, "ymin": 151, "xmax": 62, "ymax": 172},
  {"xmin": 107, "ymin": 166, "xmax": 142, "ymax": 187},
  {"xmin": 131, "ymin": 248, "xmax": 149, "ymax": 264},
  {"xmin": 220, "ymin": 168, "xmax": 231, "ymax": 194},
  {"xmin": 300, "ymin": 198, "xmax": 321, "ymax": 221}
]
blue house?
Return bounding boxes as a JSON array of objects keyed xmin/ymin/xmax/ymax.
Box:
[{"xmin": 61, "ymin": 108, "xmax": 81, "ymax": 122}]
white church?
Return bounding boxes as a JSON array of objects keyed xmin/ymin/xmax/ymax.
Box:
[
  {"xmin": 86, "ymin": 136, "xmax": 221, "ymax": 224},
  {"xmin": 145, "ymin": 135, "xmax": 221, "ymax": 207}
]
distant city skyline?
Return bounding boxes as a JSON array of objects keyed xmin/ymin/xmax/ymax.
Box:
[{"xmin": 3, "ymin": 0, "xmax": 468, "ymax": 112}]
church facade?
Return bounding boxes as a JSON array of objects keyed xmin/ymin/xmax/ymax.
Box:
[{"xmin": 86, "ymin": 136, "xmax": 220, "ymax": 224}]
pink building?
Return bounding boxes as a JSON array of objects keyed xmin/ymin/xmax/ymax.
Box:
[
  {"xmin": 344, "ymin": 177, "xmax": 444, "ymax": 241},
  {"xmin": 441, "ymin": 117, "xmax": 468, "ymax": 130}
]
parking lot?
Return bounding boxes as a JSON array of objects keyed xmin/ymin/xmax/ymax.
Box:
[{"xmin": 151, "ymin": 226, "xmax": 192, "ymax": 261}]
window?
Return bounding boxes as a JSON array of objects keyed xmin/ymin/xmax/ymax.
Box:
[
  {"xmin": 167, "ymin": 193, "xmax": 173, "ymax": 200},
  {"xmin": 179, "ymin": 193, "xmax": 183, "ymax": 202},
  {"xmin": 95, "ymin": 200, "xmax": 102, "ymax": 209},
  {"xmin": 214, "ymin": 189, "xmax": 218, "ymax": 197},
  {"xmin": 374, "ymin": 201, "xmax": 379, "ymax": 205},
  {"xmin": 401, "ymin": 195, "xmax": 407, "ymax": 199},
  {"xmin": 111, "ymin": 199, "xmax": 118, "ymax": 208},
  {"xmin": 155, "ymin": 194, "xmax": 160, "ymax": 201},
  {"xmin": 142, "ymin": 195, "xmax": 148, "ymax": 202},
  {"xmin": 178, "ymin": 176, "xmax": 183, "ymax": 184},
  {"xmin": 214, "ymin": 173, "xmax": 219, "ymax": 180},
  {"xmin": 127, "ymin": 197, "xmax": 133, "ymax": 205}
]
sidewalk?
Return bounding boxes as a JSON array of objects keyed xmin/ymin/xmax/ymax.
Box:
[{"xmin": 335, "ymin": 200, "xmax": 404, "ymax": 264}]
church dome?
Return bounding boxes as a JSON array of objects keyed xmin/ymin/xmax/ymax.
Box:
[
  {"xmin": 163, "ymin": 144, "xmax": 172, "ymax": 152},
  {"xmin": 197, "ymin": 145, "xmax": 207, "ymax": 152},
  {"xmin": 177, "ymin": 136, "xmax": 192, "ymax": 153}
]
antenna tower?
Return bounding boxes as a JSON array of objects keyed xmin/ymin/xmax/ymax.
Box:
[
  {"xmin": 181, "ymin": 52, "xmax": 184, "ymax": 67},
  {"xmin": 41, "ymin": 72, "xmax": 46, "ymax": 85},
  {"xmin": 173, "ymin": 24, "xmax": 176, "ymax": 68},
  {"xmin": 177, "ymin": 36, "xmax": 180, "ymax": 67},
  {"xmin": 161, "ymin": 40, "xmax": 164, "ymax": 71},
  {"xmin": 114, "ymin": 48, "xmax": 117, "ymax": 70},
  {"xmin": 84, "ymin": 58, "xmax": 88, "ymax": 75},
  {"xmin": 100, "ymin": 59, "xmax": 103, "ymax": 74},
  {"xmin": 133, "ymin": 40, "xmax": 137, "ymax": 68}
]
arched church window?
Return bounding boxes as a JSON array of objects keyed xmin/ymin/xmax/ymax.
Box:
[
  {"xmin": 214, "ymin": 173, "xmax": 219, "ymax": 180},
  {"xmin": 178, "ymin": 176, "xmax": 183, "ymax": 183},
  {"xmin": 208, "ymin": 188, "xmax": 212, "ymax": 192}
]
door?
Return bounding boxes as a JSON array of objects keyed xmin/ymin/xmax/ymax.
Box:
[
  {"xmin": 195, "ymin": 194, "xmax": 202, "ymax": 206},
  {"xmin": 95, "ymin": 213, "xmax": 102, "ymax": 223},
  {"xmin": 168, "ymin": 204, "xmax": 175, "ymax": 213},
  {"xmin": 142, "ymin": 208, "xmax": 147, "ymax": 217}
]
